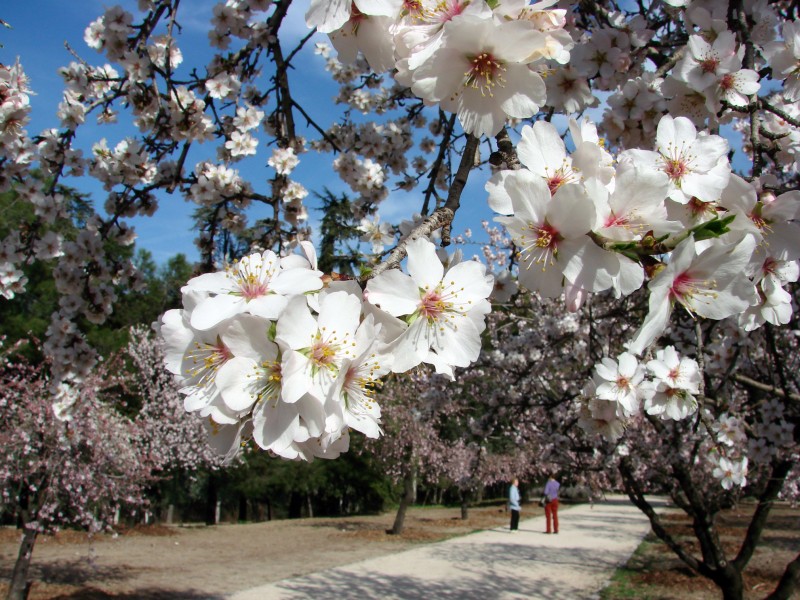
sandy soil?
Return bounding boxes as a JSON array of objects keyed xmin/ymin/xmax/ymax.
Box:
[
  {"xmin": 600, "ymin": 503, "xmax": 800, "ymax": 600},
  {"xmin": 0, "ymin": 504, "xmax": 521, "ymax": 599}
]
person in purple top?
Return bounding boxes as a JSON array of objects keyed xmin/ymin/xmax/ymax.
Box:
[{"xmin": 543, "ymin": 473, "xmax": 560, "ymax": 534}]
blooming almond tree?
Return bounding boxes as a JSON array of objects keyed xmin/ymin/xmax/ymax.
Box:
[
  {"xmin": 2, "ymin": 1, "xmax": 800, "ymax": 598},
  {"xmin": 0, "ymin": 346, "xmax": 155, "ymax": 600}
]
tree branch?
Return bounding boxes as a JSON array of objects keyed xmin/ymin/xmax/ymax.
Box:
[
  {"xmin": 732, "ymin": 374, "xmax": 800, "ymax": 402},
  {"xmin": 366, "ymin": 134, "xmax": 479, "ymax": 280},
  {"xmin": 619, "ymin": 457, "xmax": 705, "ymax": 574},
  {"xmin": 733, "ymin": 460, "xmax": 792, "ymax": 570},
  {"xmin": 766, "ymin": 551, "xmax": 800, "ymax": 600}
]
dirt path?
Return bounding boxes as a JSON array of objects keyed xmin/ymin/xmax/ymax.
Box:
[
  {"xmin": 230, "ymin": 495, "xmax": 664, "ymax": 600},
  {"xmin": 0, "ymin": 505, "xmax": 518, "ymax": 599}
]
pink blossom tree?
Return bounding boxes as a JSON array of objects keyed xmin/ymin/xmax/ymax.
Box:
[
  {"xmin": 0, "ymin": 343, "xmax": 155, "ymax": 600},
  {"xmin": 125, "ymin": 325, "xmax": 226, "ymax": 477}
]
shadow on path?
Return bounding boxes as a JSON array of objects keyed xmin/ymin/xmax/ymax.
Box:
[
  {"xmin": 229, "ymin": 495, "xmax": 666, "ymax": 600},
  {"xmin": 48, "ymin": 588, "xmax": 221, "ymax": 599},
  {"xmin": 268, "ymin": 567, "xmax": 580, "ymax": 600}
]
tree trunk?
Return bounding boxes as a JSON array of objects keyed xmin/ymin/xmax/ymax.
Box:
[
  {"xmin": 8, "ymin": 526, "xmax": 37, "ymax": 600},
  {"xmin": 306, "ymin": 493, "xmax": 314, "ymax": 519},
  {"xmin": 715, "ymin": 567, "xmax": 744, "ymax": 600},
  {"xmin": 391, "ymin": 468, "xmax": 416, "ymax": 535},
  {"xmin": 204, "ymin": 474, "xmax": 218, "ymax": 525},
  {"xmin": 288, "ymin": 492, "xmax": 302, "ymax": 519},
  {"xmin": 460, "ymin": 490, "xmax": 469, "ymax": 520}
]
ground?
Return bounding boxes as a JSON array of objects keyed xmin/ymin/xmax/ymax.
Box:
[
  {"xmin": 600, "ymin": 503, "xmax": 800, "ymax": 600},
  {"xmin": 0, "ymin": 504, "xmax": 525, "ymax": 599},
  {"xmin": 4, "ymin": 501, "xmax": 798, "ymax": 599}
]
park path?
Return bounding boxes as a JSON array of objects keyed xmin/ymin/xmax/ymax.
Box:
[{"xmin": 228, "ymin": 494, "xmax": 668, "ymax": 600}]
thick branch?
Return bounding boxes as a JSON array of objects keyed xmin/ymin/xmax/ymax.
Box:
[
  {"xmin": 491, "ymin": 127, "xmax": 521, "ymax": 170},
  {"xmin": 619, "ymin": 458, "xmax": 704, "ymax": 574},
  {"xmin": 732, "ymin": 374, "xmax": 800, "ymax": 402},
  {"xmin": 766, "ymin": 551, "xmax": 800, "ymax": 600},
  {"xmin": 760, "ymin": 99, "xmax": 800, "ymax": 128},
  {"xmin": 734, "ymin": 460, "xmax": 792, "ymax": 570},
  {"xmin": 421, "ymin": 113, "xmax": 456, "ymax": 216}
]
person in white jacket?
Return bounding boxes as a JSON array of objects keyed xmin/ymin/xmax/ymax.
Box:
[{"xmin": 508, "ymin": 478, "xmax": 521, "ymax": 531}]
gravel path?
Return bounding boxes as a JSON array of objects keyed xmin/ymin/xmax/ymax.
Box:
[{"xmin": 229, "ymin": 495, "xmax": 667, "ymax": 600}]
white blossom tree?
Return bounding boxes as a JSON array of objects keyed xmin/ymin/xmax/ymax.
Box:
[{"xmin": 1, "ymin": 1, "xmax": 800, "ymax": 598}]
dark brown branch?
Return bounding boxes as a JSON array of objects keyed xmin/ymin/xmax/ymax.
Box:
[
  {"xmin": 766, "ymin": 551, "xmax": 800, "ymax": 600},
  {"xmin": 421, "ymin": 112, "xmax": 456, "ymax": 216},
  {"xmin": 760, "ymin": 99, "xmax": 800, "ymax": 128},
  {"xmin": 491, "ymin": 127, "xmax": 521, "ymax": 170},
  {"xmin": 366, "ymin": 134, "xmax": 479, "ymax": 280},
  {"xmin": 440, "ymin": 133, "xmax": 479, "ymax": 245},
  {"xmin": 619, "ymin": 458, "xmax": 704, "ymax": 574},
  {"xmin": 732, "ymin": 373, "xmax": 800, "ymax": 402},
  {"xmin": 733, "ymin": 460, "xmax": 792, "ymax": 570}
]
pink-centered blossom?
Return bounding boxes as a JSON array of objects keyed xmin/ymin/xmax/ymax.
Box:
[
  {"xmin": 493, "ymin": 173, "xmax": 618, "ymax": 297},
  {"xmin": 621, "ymin": 115, "xmax": 730, "ymax": 204},
  {"xmin": 627, "ymin": 235, "xmax": 757, "ymax": 356},
  {"xmin": 411, "ymin": 16, "xmax": 547, "ymax": 138},
  {"xmin": 365, "ymin": 237, "xmax": 493, "ymax": 379},
  {"xmin": 593, "ymin": 352, "xmax": 644, "ymax": 415},
  {"xmin": 184, "ymin": 250, "xmax": 323, "ymax": 331}
]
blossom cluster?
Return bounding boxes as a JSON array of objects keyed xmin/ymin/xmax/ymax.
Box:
[
  {"xmin": 488, "ymin": 114, "xmax": 800, "ymax": 357},
  {"xmin": 0, "ymin": 354, "xmax": 152, "ymax": 535},
  {"xmin": 159, "ymin": 238, "xmax": 494, "ymax": 460},
  {"xmin": 307, "ymin": 0, "xmax": 573, "ymax": 138},
  {"xmin": 579, "ymin": 346, "xmax": 701, "ymax": 440}
]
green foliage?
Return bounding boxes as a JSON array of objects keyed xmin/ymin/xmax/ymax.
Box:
[
  {"xmin": 0, "ymin": 178, "xmax": 196, "ymax": 358},
  {"xmin": 0, "ymin": 179, "xmax": 91, "ymax": 359},
  {"xmin": 224, "ymin": 437, "xmax": 394, "ymax": 520},
  {"xmin": 86, "ymin": 250, "xmax": 195, "ymax": 356},
  {"xmin": 315, "ymin": 189, "xmax": 364, "ymax": 276},
  {"xmin": 690, "ymin": 214, "xmax": 736, "ymax": 241}
]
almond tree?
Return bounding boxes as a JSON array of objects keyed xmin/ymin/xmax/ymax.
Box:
[
  {"xmin": 1, "ymin": 2, "xmax": 800, "ymax": 598},
  {"xmin": 0, "ymin": 344, "xmax": 154, "ymax": 600}
]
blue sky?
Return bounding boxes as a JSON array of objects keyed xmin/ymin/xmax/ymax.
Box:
[
  {"xmin": 1, "ymin": 1, "xmax": 497, "ymax": 266},
  {"xmin": 2, "ymin": 3, "xmax": 756, "ymax": 268}
]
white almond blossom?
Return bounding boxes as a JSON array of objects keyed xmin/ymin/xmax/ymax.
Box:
[
  {"xmin": 394, "ymin": 0, "xmax": 493, "ymax": 76},
  {"xmin": 359, "ymin": 215, "xmax": 394, "ymax": 253},
  {"xmin": 268, "ymin": 147, "xmax": 300, "ymax": 175},
  {"xmin": 627, "ymin": 235, "xmax": 757, "ymax": 356},
  {"xmin": 711, "ymin": 455, "xmax": 748, "ymax": 490},
  {"xmin": 516, "ymin": 120, "xmax": 581, "ymax": 196},
  {"xmin": 183, "ymin": 250, "xmax": 323, "ymax": 331},
  {"xmin": 305, "ymin": 0, "xmax": 402, "ymax": 34},
  {"xmin": 410, "ymin": 16, "xmax": 547, "ymax": 138},
  {"xmin": 674, "ymin": 31, "xmax": 740, "ymax": 93},
  {"xmin": 643, "ymin": 346, "xmax": 700, "ymax": 420},
  {"xmin": 710, "ymin": 68, "xmax": 760, "ymax": 111},
  {"xmin": 329, "ymin": 11, "xmax": 397, "ymax": 73},
  {"xmin": 493, "ymin": 173, "xmax": 618, "ymax": 297},
  {"xmin": 621, "ymin": 114, "xmax": 730, "ymax": 204},
  {"xmin": 276, "ymin": 291, "xmax": 363, "ymax": 403},
  {"xmin": 323, "ymin": 314, "xmax": 391, "ymax": 440},
  {"xmin": 764, "ymin": 20, "xmax": 800, "ymax": 102},
  {"xmin": 592, "ymin": 352, "xmax": 644, "ymax": 415},
  {"xmin": 365, "ymin": 237, "xmax": 493, "ymax": 379}
]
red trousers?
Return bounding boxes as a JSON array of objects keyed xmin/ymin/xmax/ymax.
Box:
[{"xmin": 545, "ymin": 499, "xmax": 559, "ymax": 533}]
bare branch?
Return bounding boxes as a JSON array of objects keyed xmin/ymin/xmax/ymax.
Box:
[{"xmin": 366, "ymin": 134, "xmax": 480, "ymax": 280}]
